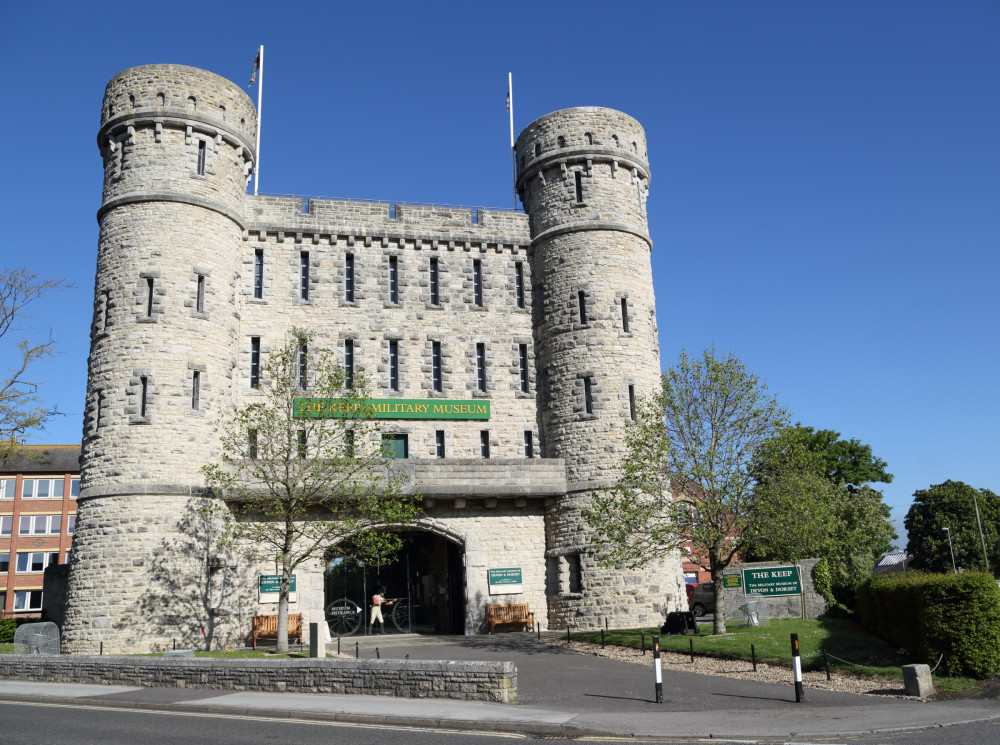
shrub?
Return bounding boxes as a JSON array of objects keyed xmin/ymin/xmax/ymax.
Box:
[
  {"xmin": 0, "ymin": 618, "xmax": 17, "ymax": 643},
  {"xmin": 858, "ymin": 571, "xmax": 1000, "ymax": 678}
]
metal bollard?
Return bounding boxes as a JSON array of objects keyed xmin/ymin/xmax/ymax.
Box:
[
  {"xmin": 309, "ymin": 622, "xmax": 320, "ymax": 658},
  {"xmin": 337, "ymin": 636, "xmax": 341, "ymax": 655},
  {"xmin": 641, "ymin": 632, "xmax": 646, "ymax": 655},
  {"xmin": 601, "ymin": 629, "xmax": 605, "ymax": 649},
  {"xmin": 689, "ymin": 638, "xmax": 694, "ymax": 663},
  {"xmin": 605, "ymin": 617, "xmax": 609, "ymax": 631},
  {"xmin": 100, "ymin": 642, "xmax": 103, "ymax": 656},
  {"xmin": 751, "ymin": 643, "xmax": 757, "ymax": 672},
  {"xmin": 375, "ymin": 647, "xmax": 380, "ymax": 659},
  {"xmin": 566, "ymin": 625, "xmax": 571, "ymax": 644},
  {"xmin": 355, "ymin": 641, "xmax": 359, "ymax": 659},
  {"xmin": 823, "ymin": 650, "xmax": 831, "ymax": 681},
  {"xmin": 652, "ymin": 635, "xmax": 663, "ymax": 703},
  {"xmin": 173, "ymin": 639, "xmax": 177, "ymax": 651},
  {"xmin": 791, "ymin": 633, "xmax": 804, "ymax": 703},
  {"xmin": 536, "ymin": 622, "xmax": 540, "ymax": 641}
]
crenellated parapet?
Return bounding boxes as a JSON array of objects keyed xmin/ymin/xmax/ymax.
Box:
[{"xmin": 245, "ymin": 196, "xmax": 529, "ymax": 253}]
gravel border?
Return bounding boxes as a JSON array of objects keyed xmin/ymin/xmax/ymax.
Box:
[{"xmin": 556, "ymin": 638, "xmax": 916, "ymax": 698}]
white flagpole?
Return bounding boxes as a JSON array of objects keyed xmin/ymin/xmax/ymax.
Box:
[
  {"xmin": 254, "ymin": 44, "xmax": 263, "ymax": 196},
  {"xmin": 508, "ymin": 72, "xmax": 516, "ymax": 210}
]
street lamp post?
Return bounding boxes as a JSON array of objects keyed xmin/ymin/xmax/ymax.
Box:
[{"xmin": 943, "ymin": 527, "xmax": 957, "ymax": 574}]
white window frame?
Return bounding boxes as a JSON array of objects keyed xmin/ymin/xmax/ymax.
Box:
[
  {"xmin": 14, "ymin": 589, "xmax": 43, "ymax": 611},
  {"xmin": 18, "ymin": 514, "xmax": 62, "ymax": 536},
  {"xmin": 0, "ymin": 478, "xmax": 15, "ymax": 499},
  {"xmin": 15, "ymin": 551, "xmax": 59, "ymax": 573},
  {"xmin": 20, "ymin": 478, "xmax": 65, "ymax": 499}
]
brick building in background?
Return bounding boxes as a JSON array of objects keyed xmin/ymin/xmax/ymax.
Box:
[{"xmin": 0, "ymin": 445, "xmax": 79, "ymax": 617}]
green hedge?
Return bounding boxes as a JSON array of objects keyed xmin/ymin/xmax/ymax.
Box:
[{"xmin": 857, "ymin": 571, "xmax": 1000, "ymax": 678}]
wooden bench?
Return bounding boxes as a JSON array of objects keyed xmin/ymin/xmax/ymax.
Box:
[
  {"xmin": 486, "ymin": 603, "xmax": 534, "ymax": 634},
  {"xmin": 252, "ymin": 613, "xmax": 303, "ymax": 649}
]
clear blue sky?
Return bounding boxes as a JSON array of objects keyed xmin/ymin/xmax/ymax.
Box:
[{"xmin": 4, "ymin": 1, "xmax": 998, "ymax": 547}]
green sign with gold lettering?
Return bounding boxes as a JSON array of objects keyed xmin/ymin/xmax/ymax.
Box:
[{"xmin": 294, "ymin": 398, "xmax": 490, "ymax": 421}]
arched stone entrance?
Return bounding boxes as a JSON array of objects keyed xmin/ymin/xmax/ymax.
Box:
[{"xmin": 324, "ymin": 520, "xmax": 470, "ymax": 636}]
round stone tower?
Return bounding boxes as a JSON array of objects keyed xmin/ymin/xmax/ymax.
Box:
[
  {"xmin": 515, "ymin": 108, "xmax": 685, "ymax": 629},
  {"xmin": 63, "ymin": 66, "xmax": 256, "ymax": 653}
]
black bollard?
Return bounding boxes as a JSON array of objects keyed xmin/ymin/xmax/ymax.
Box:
[
  {"xmin": 652, "ymin": 635, "xmax": 663, "ymax": 703},
  {"xmin": 689, "ymin": 638, "xmax": 694, "ymax": 663},
  {"xmin": 537, "ymin": 622, "xmax": 540, "ymax": 641},
  {"xmin": 791, "ymin": 633, "xmax": 804, "ymax": 703},
  {"xmin": 355, "ymin": 641, "xmax": 359, "ymax": 659},
  {"xmin": 566, "ymin": 625, "xmax": 571, "ymax": 644},
  {"xmin": 375, "ymin": 647, "xmax": 380, "ymax": 659},
  {"xmin": 337, "ymin": 636, "xmax": 341, "ymax": 655},
  {"xmin": 601, "ymin": 629, "xmax": 605, "ymax": 649},
  {"xmin": 641, "ymin": 632, "xmax": 646, "ymax": 655},
  {"xmin": 605, "ymin": 617, "xmax": 609, "ymax": 631},
  {"xmin": 100, "ymin": 641, "xmax": 103, "ymax": 656},
  {"xmin": 823, "ymin": 650, "xmax": 831, "ymax": 681},
  {"xmin": 751, "ymin": 643, "xmax": 757, "ymax": 672}
]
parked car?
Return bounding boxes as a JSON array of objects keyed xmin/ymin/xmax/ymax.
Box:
[{"xmin": 688, "ymin": 582, "xmax": 715, "ymax": 617}]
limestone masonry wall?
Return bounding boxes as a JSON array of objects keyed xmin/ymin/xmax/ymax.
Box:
[
  {"xmin": 0, "ymin": 656, "xmax": 516, "ymax": 702},
  {"xmin": 62, "ymin": 65, "xmax": 686, "ymax": 652}
]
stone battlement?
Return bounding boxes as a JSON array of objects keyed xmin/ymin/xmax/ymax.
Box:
[{"xmin": 246, "ymin": 195, "xmax": 530, "ymax": 249}]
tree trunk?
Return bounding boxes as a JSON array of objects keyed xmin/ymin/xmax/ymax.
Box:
[
  {"xmin": 276, "ymin": 563, "xmax": 291, "ymax": 654},
  {"xmin": 710, "ymin": 544, "xmax": 727, "ymax": 635}
]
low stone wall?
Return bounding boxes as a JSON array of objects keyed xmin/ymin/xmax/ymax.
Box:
[{"xmin": 0, "ymin": 656, "xmax": 516, "ymax": 703}]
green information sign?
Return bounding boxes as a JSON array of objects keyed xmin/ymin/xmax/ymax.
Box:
[
  {"xmin": 294, "ymin": 398, "xmax": 490, "ymax": 421},
  {"xmin": 742, "ymin": 566, "xmax": 801, "ymax": 596},
  {"xmin": 488, "ymin": 568, "xmax": 523, "ymax": 586},
  {"xmin": 723, "ymin": 573, "xmax": 742, "ymax": 589},
  {"xmin": 259, "ymin": 574, "xmax": 297, "ymax": 593}
]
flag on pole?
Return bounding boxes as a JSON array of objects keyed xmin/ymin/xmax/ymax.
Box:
[
  {"xmin": 249, "ymin": 50, "xmax": 260, "ymax": 87},
  {"xmin": 506, "ymin": 87, "xmax": 511, "ymax": 112}
]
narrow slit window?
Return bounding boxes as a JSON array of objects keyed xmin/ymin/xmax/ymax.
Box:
[
  {"xmin": 196, "ymin": 274, "xmax": 205, "ymax": 313},
  {"xmin": 435, "ymin": 430, "xmax": 445, "ymax": 458},
  {"xmin": 429, "ymin": 257, "xmax": 439, "ymax": 305},
  {"xmin": 514, "ymin": 262, "xmax": 525, "ymax": 309},
  {"xmin": 191, "ymin": 371, "xmax": 201, "ymax": 410},
  {"xmin": 298, "ymin": 343, "xmax": 308, "ymax": 389},
  {"xmin": 250, "ymin": 337, "xmax": 260, "ymax": 388},
  {"xmin": 584, "ymin": 377, "xmax": 594, "ymax": 415},
  {"xmin": 299, "ymin": 252, "xmax": 310, "ymax": 301},
  {"xmin": 432, "ymin": 341, "xmax": 442, "ymax": 393},
  {"xmin": 197, "ymin": 140, "xmax": 206, "ymax": 175},
  {"xmin": 345, "ymin": 253, "xmax": 355, "ymax": 302},
  {"xmin": 139, "ymin": 376, "xmax": 148, "ymax": 418},
  {"xmin": 578, "ymin": 291, "xmax": 587, "ymax": 325},
  {"xmin": 575, "ymin": 171, "xmax": 583, "ymax": 203},
  {"xmin": 476, "ymin": 343, "xmax": 486, "ymax": 393},
  {"xmin": 388, "ymin": 256, "xmax": 398, "ymax": 303},
  {"xmin": 344, "ymin": 339, "xmax": 354, "ymax": 389},
  {"xmin": 389, "ymin": 340, "xmax": 399, "ymax": 391},
  {"xmin": 518, "ymin": 344, "xmax": 529, "ymax": 393},
  {"xmin": 473, "ymin": 259, "xmax": 483, "ymax": 307},
  {"xmin": 628, "ymin": 384, "xmax": 636, "ymax": 421},
  {"xmin": 145, "ymin": 277, "xmax": 154, "ymax": 317},
  {"xmin": 480, "ymin": 430, "xmax": 490, "ymax": 459},
  {"xmin": 253, "ymin": 250, "xmax": 264, "ymax": 299},
  {"xmin": 621, "ymin": 298, "xmax": 629, "ymax": 332},
  {"xmin": 524, "ymin": 431, "xmax": 533, "ymax": 458}
]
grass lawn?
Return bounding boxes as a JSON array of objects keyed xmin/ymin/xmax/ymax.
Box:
[
  {"xmin": 577, "ymin": 618, "xmax": 907, "ymax": 676},
  {"xmin": 574, "ymin": 617, "xmax": 981, "ymax": 693}
]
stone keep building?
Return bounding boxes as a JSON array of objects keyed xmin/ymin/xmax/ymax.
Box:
[{"xmin": 62, "ymin": 64, "xmax": 686, "ymax": 653}]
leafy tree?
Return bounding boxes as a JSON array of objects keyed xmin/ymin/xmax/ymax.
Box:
[
  {"xmin": 1, "ymin": 267, "xmax": 66, "ymax": 459},
  {"xmin": 585, "ymin": 348, "xmax": 788, "ymax": 634},
  {"xmin": 905, "ymin": 481, "xmax": 999, "ymax": 575},
  {"xmin": 202, "ymin": 330, "xmax": 422, "ymax": 652},
  {"xmin": 745, "ymin": 425, "xmax": 896, "ymax": 605},
  {"xmin": 753, "ymin": 425, "xmax": 893, "ymax": 492}
]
